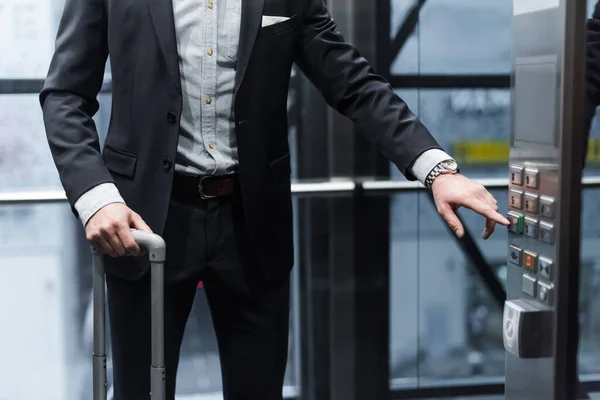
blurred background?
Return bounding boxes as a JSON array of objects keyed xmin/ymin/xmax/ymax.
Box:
[{"xmin": 1, "ymin": 0, "xmax": 600, "ymax": 399}]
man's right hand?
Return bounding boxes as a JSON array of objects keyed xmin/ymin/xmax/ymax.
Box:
[{"xmin": 85, "ymin": 203, "xmax": 153, "ymax": 257}]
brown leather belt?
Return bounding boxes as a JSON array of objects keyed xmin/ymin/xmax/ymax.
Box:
[{"xmin": 172, "ymin": 173, "xmax": 238, "ymax": 202}]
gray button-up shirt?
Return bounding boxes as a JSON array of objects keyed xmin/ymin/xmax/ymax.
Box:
[{"xmin": 173, "ymin": 0, "xmax": 241, "ymax": 176}]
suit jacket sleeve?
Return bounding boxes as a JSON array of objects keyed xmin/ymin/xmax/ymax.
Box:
[
  {"xmin": 40, "ymin": 0, "xmax": 114, "ymax": 214},
  {"xmin": 293, "ymin": 0, "xmax": 443, "ymax": 180},
  {"xmin": 585, "ymin": 1, "xmax": 600, "ymax": 168}
]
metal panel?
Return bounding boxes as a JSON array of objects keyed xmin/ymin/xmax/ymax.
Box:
[{"xmin": 505, "ymin": 1, "xmax": 586, "ymax": 399}]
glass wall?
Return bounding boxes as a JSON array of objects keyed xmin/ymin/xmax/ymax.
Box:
[{"xmin": 388, "ymin": 0, "xmax": 600, "ymax": 392}]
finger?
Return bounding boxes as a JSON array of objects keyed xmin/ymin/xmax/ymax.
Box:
[
  {"xmin": 481, "ymin": 192, "xmax": 498, "ymax": 239},
  {"xmin": 482, "ymin": 218, "xmax": 496, "ymax": 240},
  {"xmin": 484, "ymin": 192, "xmax": 499, "ymax": 211},
  {"xmin": 464, "ymin": 198, "xmax": 510, "ymax": 225},
  {"xmin": 130, "ymin": 212, "xmax": 153, "ymax": 233},
  {"xmin": 102, "ymin": 225, "xmax": 127, "ymax": 257},
  {"xmin": 94, "ymin": 235, "xmax": 118, "ymax": 257},
  {"xmin": 438, "ymin": 203, "xmax": 465, "ymax": 237},
  {"xmin": 118, "ymin": 224, "xmax": 141, "ymax": 256}
]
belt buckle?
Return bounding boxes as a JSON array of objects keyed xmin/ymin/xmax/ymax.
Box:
[{"xmin": 198, "ymin": 176, "xmax": 217, "ymax": 200}]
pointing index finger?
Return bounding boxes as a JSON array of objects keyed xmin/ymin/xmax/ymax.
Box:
[{"xmin": 464, "ymin": 198, "xmax": 510, "ymax": 225}]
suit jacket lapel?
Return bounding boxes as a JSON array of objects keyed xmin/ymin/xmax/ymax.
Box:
[
  {"xmin": 235, "ymin": 0, "xmax": 266, "ymax": 93},
  {"xmin": 146, "ymin": 0, "xmax": 182, "ymax": 94}
]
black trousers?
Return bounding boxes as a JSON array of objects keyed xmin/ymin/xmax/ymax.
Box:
[{"xmin": 105, "ymin": 191, "xmax": 290, "ymax": 399}]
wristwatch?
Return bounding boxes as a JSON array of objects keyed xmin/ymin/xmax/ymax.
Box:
[{"xmin": 425, "ymin": 159, "xmax": 459, "ymax": 188}]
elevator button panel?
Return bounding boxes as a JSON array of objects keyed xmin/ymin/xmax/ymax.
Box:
[{"xmin": 507, "ymin": 164, "xmax": 557, "ymax": 305}]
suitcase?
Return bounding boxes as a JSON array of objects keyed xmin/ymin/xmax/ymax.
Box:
[{"xmin": 91, "ymin": 229, "xmax": 167, "ymax": 400}]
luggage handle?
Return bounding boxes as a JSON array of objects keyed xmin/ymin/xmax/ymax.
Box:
[{"xmin": 92, "ymin": 229, "xmax": 166, "ymax": 400}]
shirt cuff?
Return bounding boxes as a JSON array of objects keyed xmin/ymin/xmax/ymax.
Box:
[
  {"xmin": 410, "ymin": 149, "xmax": 454, "ymax": 185},
  {"xmin": 74, "ymin": 183, "xmax": 125, "ymax": 227}
]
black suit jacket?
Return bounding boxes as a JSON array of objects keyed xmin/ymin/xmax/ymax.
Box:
[{"xmin": 40, "ymin": 0, "xmax": 441, "ymax": 281}]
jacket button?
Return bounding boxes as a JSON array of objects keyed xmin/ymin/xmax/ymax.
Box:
[
  {"xmin": 163, "ymin": 158, "xmax": 173, "ymax": 171},
  {"xmin": 167, "ymin": 111, "xmax": 177, "ymax": 124}
]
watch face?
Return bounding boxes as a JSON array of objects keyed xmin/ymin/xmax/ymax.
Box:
[{"xmin": 441, "ymin": 159, "xmax": 458, "ymax": 171}]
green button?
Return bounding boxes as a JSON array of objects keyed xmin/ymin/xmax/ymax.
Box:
[{"xmin": 508, "ymin": 211, "xmax": 524, "ymax": 234}]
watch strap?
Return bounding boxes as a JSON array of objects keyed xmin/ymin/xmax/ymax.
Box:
[{"xmin": 425, "ymin": 160, "xmax": 458, "ymax": 188}]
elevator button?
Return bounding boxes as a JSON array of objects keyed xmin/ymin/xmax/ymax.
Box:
[
  {"xmin": 539, "ymin": 221, "xmax": 555, "ymax": 244},
  {"xmin": 508, "ymin": 211, "xmax": 524, "ymax": 234},
  {"xmin": 522, "ymin": 273, "xmax": 537, "ymax": 297},
  {"xmin": 509, "ymin": 245, "xmax": 523, "ymax": 266},
  {"xmin": 537, "ymin": 281, "xmax": 553, "ymax": 306},
  {"xmin": 510, "ymin": 165, "xmax": 524, "ymax": 186},
  {"xmin": 538, "ymin": 256, "xmax": 553, "ymax": 280},
  {"xmin": 524, "ymin": 168, "xmax": 539, "ymax": 189},
  {"xmin": 540, "ymin": 196, "xmax": 555, "ymax": 218},
  {"xmin": 524, "ymin": 193, "xmax": 539, "ymax": 214},
  {"xmin": 523, "ymin": 250, "xmax": 538, "ymax": 273},
  {"xmin": 510, "ymin": 189, "xmax": 524, "ymax": 210},
  {"xmin": 524, "ymin": 217, "xmax": 538, "ymax": 238}
]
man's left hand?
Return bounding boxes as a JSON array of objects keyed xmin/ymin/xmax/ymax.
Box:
[{"xmin": 431, "ymin": 173, "xmax": 510, "ymax": 239}]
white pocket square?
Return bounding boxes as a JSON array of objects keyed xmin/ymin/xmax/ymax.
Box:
[{"xmin": 261, "ymin": 15, "xmax": 290, "ymax": 28}]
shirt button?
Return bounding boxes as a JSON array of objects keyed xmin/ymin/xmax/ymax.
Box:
[
  {"xmin": 163, "ymin": 158, "xmax": 173, "ymax": 171},
  {"xmin": 208, "ymin": 143, "xmax": 214, "ymax": 150},
  {"xmin": 206, "ymin": 96, "xmax": 212, "ymax": 104},
  {"xmin": 167, "ymin": 111, "xmax": 176, "ymax": 124},
  {"xmin": 207, "ymin": 48, "xmax": 213, "ymax": 56},
  {"xmin": 208, "ymin": 2, "xmax": 213, "ymax": 9}
]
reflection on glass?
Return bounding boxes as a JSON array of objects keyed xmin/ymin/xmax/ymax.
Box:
[{"xmin": 390, "ymin": 189, "xmax": 509, "ymax": 386}]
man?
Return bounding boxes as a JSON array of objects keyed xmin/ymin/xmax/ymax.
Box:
[{"xmin": 40, "ymin": 0, "xmax": 509, "ymax": 399}]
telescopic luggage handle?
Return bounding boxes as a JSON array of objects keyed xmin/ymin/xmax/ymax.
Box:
[{"xmin": 92, "ymin": 229, "xmax": 166, "ymax": 400}]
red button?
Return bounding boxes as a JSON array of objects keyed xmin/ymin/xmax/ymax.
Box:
[{"xmin": 523, "ymin": 250, "xmax": 537, "ymax": 272}]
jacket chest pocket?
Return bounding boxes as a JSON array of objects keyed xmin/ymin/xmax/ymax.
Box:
[{"xmin": 226, "ymin": 0, "xmax": 242, "ymax": 61}]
